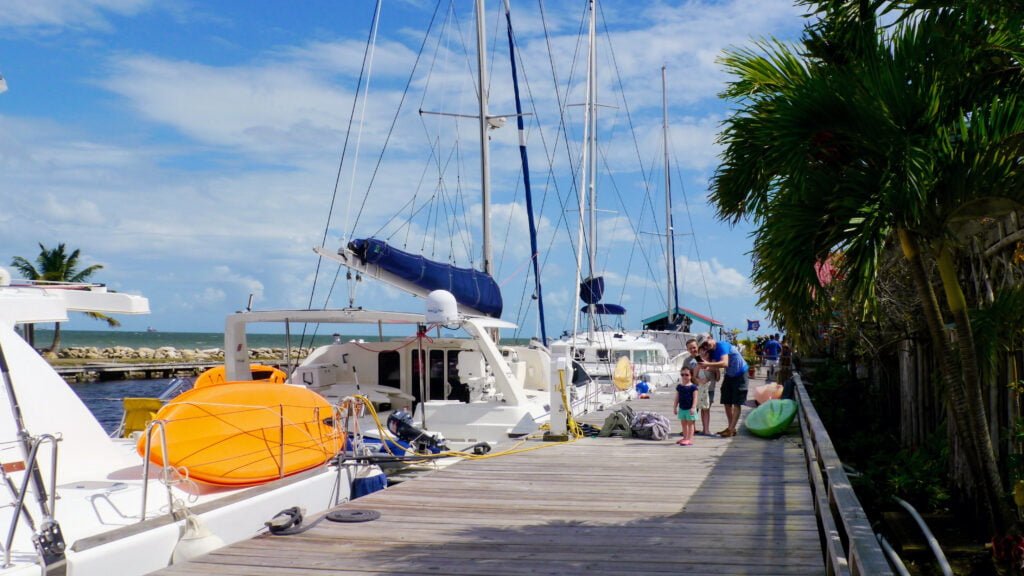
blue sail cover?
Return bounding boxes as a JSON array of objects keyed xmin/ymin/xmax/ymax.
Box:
[
  {"xmin": 349, "ymin": 238, "xmax": 503, "ymax": 318},
  {"xmin": 580, "ymin": 276, "xmax": 605, "ymax": 305},
  {"xmin": 580, "ymin": 303, "xmax": 626, "ymax": 315}
]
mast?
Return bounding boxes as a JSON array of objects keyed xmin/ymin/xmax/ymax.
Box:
[
  {"xmin": 662, "ymin": 66, "xmax": 677, "ymax": 325},
  {"xmin": 503, "ymin": 0, "xmax": 547, "ymax": 345},
  {"xmin": 476, "ymin": 0, "xmax": 493, "ymax": 276},
  {"xmin": 586, "ymin": 0, "xmax": 598, "ymax": 333}
]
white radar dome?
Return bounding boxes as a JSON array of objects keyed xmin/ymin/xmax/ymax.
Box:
[
  {"xmin": 425, "ymin": 290, "xmax": 459, "ymax": 325},
  {"xmin": 0, "ymin": 267, "xmax": 10, "ymax": 287}
]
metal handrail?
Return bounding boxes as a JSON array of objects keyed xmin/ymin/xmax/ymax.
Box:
[
  {"xmin": 893, "ymin": 496, "xmax": 952, "ymax": 576},
  {"xmin": 140, "ymin": 420, "xmax": 174, "ymax": 522},
  {"xmin": 3, "ymin": 433, "xmax": 60, "ymax": 569},
  {"xmin": 877, "ymin": 533, "xmax": 912, "ymax": 576}
]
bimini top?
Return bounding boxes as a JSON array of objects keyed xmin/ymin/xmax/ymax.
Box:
[
  {"xmin": 348, "ymin": 238, "xmax": 502, "ymax": 318},
  {"xmin": 0, "ymin": 276, "xmax": 150, "ymax": 327}
]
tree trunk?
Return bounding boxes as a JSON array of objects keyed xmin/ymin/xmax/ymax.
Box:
[
  {"xmin": 898, "ymin": 229, "xmax": 1006, "ymax": 535},
  {"xmin": 47, "ymin": 322, "xmax": 61, "ymax": 355},
  {"xmin": 935, "ymin": 242, "xmax": 1012, "ymax": 534}
]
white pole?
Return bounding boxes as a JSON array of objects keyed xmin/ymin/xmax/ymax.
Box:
[
  {"xmin": 662, "ymin": 66, "xmax": 674, "ymax": 325},
  {"xmin": 549, "ymin": 356, "xmax": 568, "ymax": 437},
  {"xmin": 476, "ymin": 0, "xmax": 493, "ymax": 276}
]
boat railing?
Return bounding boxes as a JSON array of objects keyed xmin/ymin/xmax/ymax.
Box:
[
  {"xmin": 3, "ymin": 433, "xmax": 60, "ymax": 569},
  {"xmin": 794, "ymin": 373, "xmax": 894, "ymax": 575},
  {"xmin": 140, "ymin": 420, "xmax": 175, "ymax": 522}
]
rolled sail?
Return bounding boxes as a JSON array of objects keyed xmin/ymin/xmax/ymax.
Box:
[{"xmin": 348, "ymin": 238, "xmax": 503, "ymax": 318}]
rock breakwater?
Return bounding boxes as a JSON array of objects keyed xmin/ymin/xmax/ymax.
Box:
[{"xmin": 56, "ymin": 346, "xmax": 313, "ymax": 363}]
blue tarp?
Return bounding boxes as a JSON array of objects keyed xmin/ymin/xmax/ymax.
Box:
[{"xmin": 349, "ymin": 238, "xmax": 503, "ymax": 318}]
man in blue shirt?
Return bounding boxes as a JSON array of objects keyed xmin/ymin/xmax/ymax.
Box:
[
  {"xmin": 762, "ymin": 334, "xmax": 782, "ymax": 382},
  {"xmin": 696, "ymin": 333, "xmax": 748, "ymax": 437}
]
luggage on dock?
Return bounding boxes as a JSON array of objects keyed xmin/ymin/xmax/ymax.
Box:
[
  {"xmin": 598, "ymin": 405, "xmax": 635, "ymax": 437},
  {"xmin": 630, "ymin": 410, "xmax": 671, "ymax": 441}
]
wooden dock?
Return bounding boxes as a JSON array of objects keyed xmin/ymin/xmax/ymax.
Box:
[
  {"xmin": 155, "ymin": 372, "xmax": 825, "ymax": 575},
  {"xmin": 55, "ymin": 362, "xmax": 220, "ymax": 382}
]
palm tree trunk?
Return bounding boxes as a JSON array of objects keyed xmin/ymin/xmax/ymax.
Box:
[
  {"xmin": 898, "ymin": 229, "xmax": 1005, "ymax": 535},
  {"xmin": 935, "ymin": 241, "xmax": 1012, "ymax": 534},
  {"xmin": 47, "ymin": 322, "xmax": 62, "ymax": 355}
]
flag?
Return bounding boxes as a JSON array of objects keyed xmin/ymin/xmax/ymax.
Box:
[{"xmin": 747, "ymin": 320, "xmax": 760, "ymax": 331}]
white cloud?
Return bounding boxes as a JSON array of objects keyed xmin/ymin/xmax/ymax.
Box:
[
  {"xmin": 40, "ymin": 194, "xmax": 106, "ymax": 226},
  {"xmin": 0, "ymin": 0, "xmax": 152, "ymax": 33},
  {"xmin": 676, "ymin": 255, "xmax": 749, "ymax": 298}
]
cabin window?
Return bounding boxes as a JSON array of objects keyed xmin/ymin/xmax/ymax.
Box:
[
  {"xmin": 614, "ymin": 350, "xmax": 630, "ymax": 361},
  {"xmin": 597, "ymin": 349, "xmax": 609, "ymax": 361},
  {"xmin": 378, "ymin": 351, "xmax": 401, "ymax": 389},
  {"xmin": 429, "ymin": 350, "xmax": 445, "ymax": 400},
  {"xmin": 410, "ymin": 350, "xmax": 424, "ymax": 405},
  {"xmin": 573, "ymin": 348, "xmax": 586, "ymax": 362}
]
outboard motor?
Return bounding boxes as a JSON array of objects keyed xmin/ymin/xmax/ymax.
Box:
[{"xmin": 386, "ymin": 410, "xmax": 448, "ymax": 453}]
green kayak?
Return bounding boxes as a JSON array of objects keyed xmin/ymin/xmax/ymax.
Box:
[{"xmin": 744, "ymin": 399, "xmax": 798, "ymax": 438}]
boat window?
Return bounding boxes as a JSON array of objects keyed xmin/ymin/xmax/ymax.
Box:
[
  {"xmin": 429, "ymin": 350, "xmax": 445, "ymax": 400},
  {"xmin": 378, "ymin": 351, "xmax": 401, "ymax": 390},
  {"xmin": 634, "ymin": 350, "xmax": 657, "ymax": 364},
  {"xmin": 597, "ymin": 349, "xmax": 609, "ymax": 361},
  {"xmin": 614, "ymin": 350, "xmax": 630, "ymax": 361},
  {"xmin": 410, "ymin": 350, "xmax": 424, "ymax": 405},
  {"xmin": 447, "ymin": 350, "xmax": 468, "ymax": 402},
  {"xmin": 573, "ymin": 348, "xmax": 586, "ymax": 362}
]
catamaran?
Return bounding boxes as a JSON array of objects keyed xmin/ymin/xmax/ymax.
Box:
[{"xmin": 0, "ymin": 270, "xmax": 361, "ymax": 576}]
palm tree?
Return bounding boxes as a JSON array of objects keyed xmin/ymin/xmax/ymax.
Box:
[
  {"xmin": 10, "ymin": 243, "xmax": 121, "ymax": 353},
  {"xmin": 711, "ymin": 1, "xmax": 1024, "ymax": 537}
]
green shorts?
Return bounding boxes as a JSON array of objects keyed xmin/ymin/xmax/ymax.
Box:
[{"xmin": 677, "ymin": 408, "xmax": 697, "ymax": 421}]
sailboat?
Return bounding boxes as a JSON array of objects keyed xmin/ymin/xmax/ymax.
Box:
[
  {"xmin": 629, "ymin": 66, "xmax": 707, "ymax": 359},
  {"xmin": 0, "ymin": 270, "xmax": 355, "ymax": 576},
  {"xmin": 549, "ymin": 0, "xmax": 681, "ymax": 396},
  {"xmin": 237, "ymin": 0, "xmax": 585, "ymax": 447}
]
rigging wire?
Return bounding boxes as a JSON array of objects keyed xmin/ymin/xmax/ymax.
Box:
[
  {"xmin": 672, "ymin": 146, "xmax": 715, "ymax": 321},
  {"xmin": 297, "ymin": 0, "xmax": 383, "ymax": 353},
  {"xmin": 348, "ymin": 1, "xmax": 446, "ymax": 240}
]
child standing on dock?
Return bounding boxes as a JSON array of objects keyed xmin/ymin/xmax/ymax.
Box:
[{"xmin": 674, "ymin": 367, "xmax": 699, "ymax": 445}]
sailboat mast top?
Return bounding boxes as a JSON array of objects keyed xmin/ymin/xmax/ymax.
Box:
[{"xmin": 476, "ymin": 0, "xmax": 492, "ymax": 276}]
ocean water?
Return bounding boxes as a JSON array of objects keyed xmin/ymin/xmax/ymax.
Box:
[{"xmin": 70, "ymin": 378, "xmax": 174, "ymax": 434}]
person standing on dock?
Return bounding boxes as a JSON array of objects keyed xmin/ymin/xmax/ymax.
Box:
[
  {"xmin": 762, "ymin": 334, "xmax": 782, "ymax": 382},
  {"xmin": 673, "ymin": 367, "xmax": 698, "ymax": 446},
  {"xmin": 696, "ymin": 332, "xmax": 747, "ymax": 437},
  {"xmin": 686, "ymin": 338, "xmax": 714, "ymax": 436}
]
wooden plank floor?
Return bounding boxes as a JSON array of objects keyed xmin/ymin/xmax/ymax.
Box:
[{"xmin": 155, "ymin": 371, "xmax": 823, "ymax": 575}]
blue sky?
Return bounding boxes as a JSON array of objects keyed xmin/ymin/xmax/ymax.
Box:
[{"xmin": 0, "ymin": 0, "xmax": 805, "ymax": 338}]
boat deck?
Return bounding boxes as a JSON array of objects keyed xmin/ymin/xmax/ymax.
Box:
[{"xmin": 154, "ymin": 372, "xmax": 823, "ymax": 575}]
